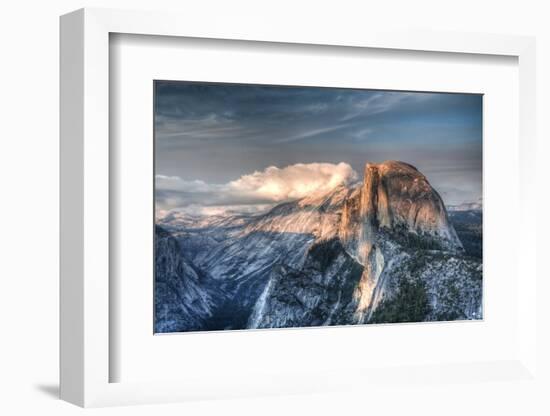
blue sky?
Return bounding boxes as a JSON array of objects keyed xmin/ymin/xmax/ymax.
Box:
[{"xmin": 155, "ymin": 81, "xmax": 482, "ymax": 213}]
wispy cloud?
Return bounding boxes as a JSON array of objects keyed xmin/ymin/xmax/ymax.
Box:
[
  {"xmin": 155, "ymin": 113, "xmax": 257, "ymax": 141},
  {"xmin": 275, "ymin": 124, "xmax": 349, "ymax": 143},
  {"xmin": 340, "ymin": 92, "xmax": 431, "ymax": 122}
]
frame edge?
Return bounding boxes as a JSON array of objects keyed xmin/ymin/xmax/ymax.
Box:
[{"xmin": 59, "ymin": 8, "xmax": 85, "ymax": 407}]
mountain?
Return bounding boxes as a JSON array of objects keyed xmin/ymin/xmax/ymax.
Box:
[
  {"xmin": 155, "ymin": 161, "xmax": 483, "ymax": 332},
  {"xmin": 448, "ymin": 199, "xmax": 482, "ymax": 212},
  {"xmin": 249, "ymin": 161, "xmax": 480, "ymax": 328},
  {"xmin": 448, "ymin": 209, "xmax": 483, "ymax": 259}
]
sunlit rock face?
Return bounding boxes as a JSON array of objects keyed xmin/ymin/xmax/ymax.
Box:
[
  {"xmin": 334, "ymin": 161, "xmax": 466, "ymax": 323},
  {"xmin": 342, "ymin": 161, "xmax": 462, "ymax": 257},
  {"xmin": 377, "ymin": 161, "xmax": 461, "ymax": 243},
  {"xmin": 156, "ymin": 161, "xmax": 482, "ymax": 332}
]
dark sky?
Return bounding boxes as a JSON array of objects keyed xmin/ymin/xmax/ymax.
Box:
[{"xmin": 155, "ymin": 81, "xmax": 482, "ymax": 213}]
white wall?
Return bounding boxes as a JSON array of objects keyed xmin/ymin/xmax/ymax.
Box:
[{"xmin": 0, "ymin": 1, "xmax": 548, "ymax": 415}]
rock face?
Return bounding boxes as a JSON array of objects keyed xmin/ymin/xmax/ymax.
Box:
[
  {"xmin": 154, "ymin": 226, "xmax": 220, "ymax": 332},
  {"xmin": 155, "ymin": 161, "xmax": 482, "ymax": 332},
  {"xmin": 329, "ymin": 161, "xmax": 466, "ymax": 324},
  {"xmin": 340, "ymin": 161, "xmax": 461, "ymax": 257},
  {"xmin": 248, "ymin": 238, "xmax": 364, "ymax": 328}
]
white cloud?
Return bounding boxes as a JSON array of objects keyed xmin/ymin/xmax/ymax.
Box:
[
  {"xmin": 156, "ymin": 162, "xmax": 358, "ymax": 212},
  {"xmin": 228, "ymin": 162, "xmax": 357, "ymax": 201}
]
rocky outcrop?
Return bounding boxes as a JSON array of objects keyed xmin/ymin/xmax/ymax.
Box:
[
  {"xmin": 340, "ymin": 161, "xmax": 462, "ymax": 256},
  {"xmin": 154, "ymin": 226, "xmax": 219, "ymax": 332},
  {"xmin": 332, "ymin": 161, "xmax": 465, "ymax": 322},
  {"xmin": 248, "ymin": 238, "xmax": 364, "ymax": 328}
]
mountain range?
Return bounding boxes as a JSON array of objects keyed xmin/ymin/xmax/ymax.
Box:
[{"xmin": 155, "ymin": 161, "xmax": 482, "ymax": 332}]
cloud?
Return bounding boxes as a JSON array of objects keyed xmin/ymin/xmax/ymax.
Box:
[
  {"xmin": 228, "ymin": 162, "xmax": 357, "ymax": 201},
  {"xmin": 156, "ymin": 204, "xmax": 275, "ymax": 220},
  {"xmin": 275, "ymin": 124, "xmax": 349, "ymax": 143},
  {"xmin": 154, "ymin": 82, "xmax": 482, "ymax": 208},
  {"xmin": 350, "ymin": 127, "xmax": 373, "ymax": 141},
  {"xmin": 155, "ymin": 113, "xmax": 254, "ymax": 141},
  {"xmin": 340, "ymin": 92, "xmax": 432, "ymax": 122},
  {"xmin": 156, "ymin": 162, "xmax": 358, "ymax": 212},
  {"xmin": 155, "ymin": 175, "xmax": 222, "ymax": 193}
]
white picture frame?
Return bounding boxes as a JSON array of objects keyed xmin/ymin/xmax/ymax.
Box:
[{"xmin": 60, "ymin": 7, "xmax": 538, "ymax": 407}]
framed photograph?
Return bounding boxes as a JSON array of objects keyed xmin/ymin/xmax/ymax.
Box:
[{"xmin": 60, "ymin": 8, "xmax": 538, "ymax": 408}]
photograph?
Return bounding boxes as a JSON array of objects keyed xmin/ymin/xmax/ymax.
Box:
[{"xmin": 154, "ymin": 81, "xmax": 483, "ymax": 333}]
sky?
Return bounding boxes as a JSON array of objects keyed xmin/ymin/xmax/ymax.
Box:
[{"xmin": 155, "ymin": 81, "xmax": 482, "ymax": 216}]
